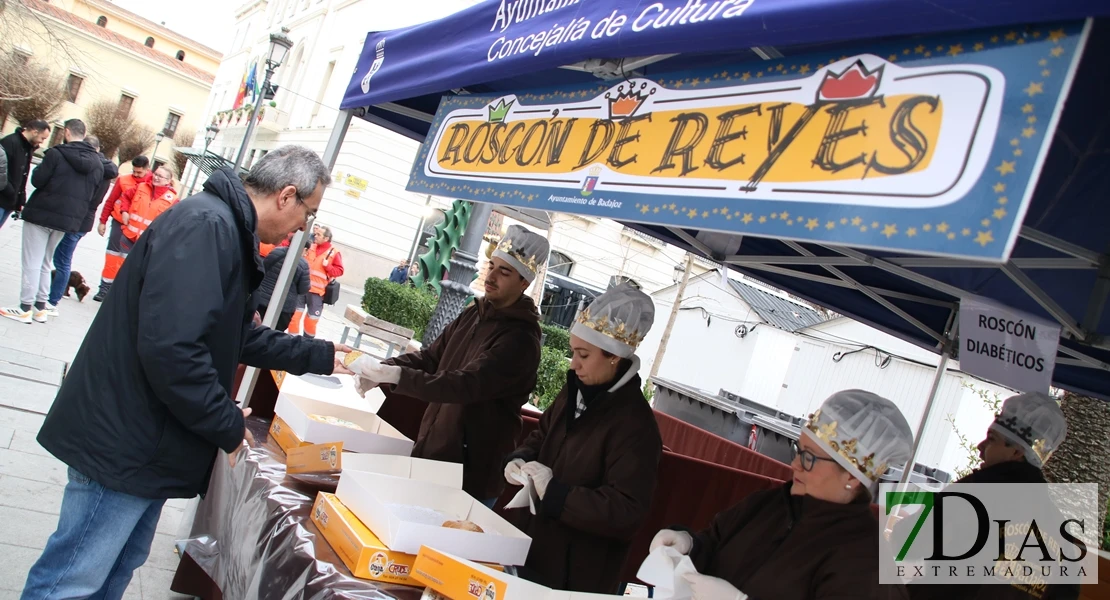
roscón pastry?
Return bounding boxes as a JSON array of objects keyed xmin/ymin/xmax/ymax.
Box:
[
  {"xmin": 308, "ymin": 414, "xmax": 365, "ymax": 431},
  {"xmin": 442, "ymin": 519, "xmax": 484, "ymax": 533},
  {"xmin": 342, "ymin": 351, "xmax": 364, "ymax": 367}
]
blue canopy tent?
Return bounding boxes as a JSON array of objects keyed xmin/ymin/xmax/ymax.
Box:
[{"xmin": 251, "ymin": 0, "xmax": 1110, "ymax": 485}]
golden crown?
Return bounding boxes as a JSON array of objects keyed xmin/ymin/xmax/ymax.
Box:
[
  {"xmin": 576, "ymin": 307, "xmax": 647, "ymax": 349},
  {"xmin": 805, "ymin": 409, "xmax": 887, "ymax": 482},
  {"xmin": 496, "ymin": 237, "xmax": 539, "ymax": 274}
]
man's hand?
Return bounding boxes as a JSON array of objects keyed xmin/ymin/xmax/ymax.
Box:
[
  {"xmin": 252, "ymin": 311, "xmax": 262, "ymax": 327},
  {"xmin": 97, "ymin": 222, "xmax": 106, "ymax": 236},
  {"xmin": 228, "ymin": 408, "xmax": 254, "ymax": 468},
  {"xmin": 121, "ymin": 212, "xmax": 130, "ymax": 226},
  {"xmin": 331, "ymin": 344, "xmax": 356, "ymax": 375}
]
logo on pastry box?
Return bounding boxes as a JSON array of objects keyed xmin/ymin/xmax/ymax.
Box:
[
  {"xmin": 466, "ymin": 578, "xmax": 498, "ymax": 600},
  {"xmin": 426, "ymin": 54, "xmax": 1005, "ymax": 209}
]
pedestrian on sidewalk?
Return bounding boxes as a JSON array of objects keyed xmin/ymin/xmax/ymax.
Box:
[
  {"xmin": 1, "ymin": 119, "xmax": 103, "ymax": 325},
  {"xmin": 94, "ymin": 155, "xmax": 150, "ymax": 302},
  {"xmin": 46, "ymin": 136, "xmax": 118, "ymax": 313},
  {"xmin": 22, "ymin": 146, "xmax": 355, "ymax": 600},
  {"xmin": 254, "ymin": 234, "xmax": 311, "ymax": 331},
  {"xmin": 388, "ymin": 259, "xmax": 410, "ymax": 284},
  {"xmin": 287, "ymin": 225, "xmax": 343, "ymax": 338},
  {"xmin": 0, "ymin": 120, "xmax": 50, "ymax": 230},
  {"xmin": 120, "ymin": 165, "xmax": 178, "ymax": 242}
]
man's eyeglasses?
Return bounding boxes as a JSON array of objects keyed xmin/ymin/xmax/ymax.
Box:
[
  {"xmin": 293, "ymin": 190, "xmax": 317, "ymax": 221},
  {"xmin": 791, "ymin": 440, "xmax": 838, "ymax": 472}
]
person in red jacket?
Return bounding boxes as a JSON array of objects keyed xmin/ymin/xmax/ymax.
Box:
[
  {"xmin": 121, "ymin": 166, "xmax": 178, "ymax": 242},
  {"xmin": 288, "ymin": 225, "xmax": 343, "ymax": 338},
  {"xmin": 94, "ymin": 156, "xmax": 150, "ymax": 302}
]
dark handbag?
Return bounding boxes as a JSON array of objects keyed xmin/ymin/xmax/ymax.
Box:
[{"xmin": 323, "ymin": 278, "xmax": 340, "ymax": 305}]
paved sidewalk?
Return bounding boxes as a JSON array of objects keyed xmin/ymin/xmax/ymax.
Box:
[{"xmin": 0, "ymin": 219, "xmax": 358, "ymax": 599}]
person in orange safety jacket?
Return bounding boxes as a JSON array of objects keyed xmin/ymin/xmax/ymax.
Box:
[
  {"xmin": 93, "ymin": 156, "xmax": 150, "ymax": 302},
  {"xmin": 121, "ymin": 166, "xmax": 178, "ymax": 242},
  {"xmin": 288, "ymin": 224, "xmax": 343, "ymax": 338}
]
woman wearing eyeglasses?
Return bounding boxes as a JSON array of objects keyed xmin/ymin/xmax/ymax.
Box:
[
  {"xmin": 121, "ymin": 165, "xmax": 178, "ymax": 243},
  {"xmin": 651, "ymin": 390, "xmax": 913, "ymax": 600}
]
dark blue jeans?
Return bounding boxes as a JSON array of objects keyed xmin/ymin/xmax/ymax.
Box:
[{"xmin": 48, "ymin": 232, "xmax": 84, "ymax": 305}]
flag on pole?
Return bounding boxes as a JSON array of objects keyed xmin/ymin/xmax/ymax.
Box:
[
  {"xmin": 245, "ymin": 59, "xmax": 259, "ymax": 105},
  {"xmin": 233, "ymin": 67, "xmax": 248, "ymax": 109}
]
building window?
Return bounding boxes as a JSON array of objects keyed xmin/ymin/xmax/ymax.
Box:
[
  {"xmin": 609, "ymin": 275, "xmax": 641, "ymax": 290},
  {"xmin": 162, "ymin": 112, "xmax": 181, "ymax": 137},
  {"xmin": 65, "ymin": 74, "xmax": 83, "ymax": 103},
  {"xmin": 144, "ymin": 37, "xmax": 155, "ymax": 48},
  {"xmin": 96, "ymin": 16, "xmax": 107, "ymax": 27},
  {"xmin": 548, "ymin": 251, "xmax": 574, "ymax": 276},
  {"xmin": 48, "ymin": 126, "xmax": 65, "ymax": 148},
  {"xmin": 175, "ymin": 50, "xmax": 185, "ymax": 61},
  {"xmin": 118, "ymin": 94, "xmax": 135, "ymax": 117}
]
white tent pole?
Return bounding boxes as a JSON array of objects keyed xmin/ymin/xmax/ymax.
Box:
[
  {"xmin": 897, "ymin": 312, "xmax": 959, "ymax": 488},
  {"xmin": 239, "ymin": 109, "xmax": 354, "ymax": 409}
]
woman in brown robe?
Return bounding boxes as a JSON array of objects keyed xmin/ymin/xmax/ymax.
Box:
[
  {"xmin": 503, "ymin": 283, "xmax": 662, "ymax": 594},
  {"xmin": 652, "ymin": 390, "xmax": 914, "ymax": 600}
]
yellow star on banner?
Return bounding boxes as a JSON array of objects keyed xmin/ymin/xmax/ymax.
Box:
[
  {"xmin": 1014, "ymin": 149, "xmax": 1024, "ymax": 157},
  {"xmin": 720, "ymin": 70, "xmax": 729, "ymax": 77},
  {"xmin": 806, "ymin": 218, "xmax": 819, "ymax": 231},
  {"xmin": 947, "ymin": 44, "xmax": 963, "ymax": 56},
  {"xmin": 936, "ymin": 45, "xmax": 944, "ymax": 51},
  {"xmin": 923, "ymin": 224, "xmax": 933, "ymax": 232},
  {"xmin": 993, "ymin": 183, "xmax": 1006, "ymax": 193},
  {"xmin": 981, "ymin": 218, "xmax": 992, "ymax": 227},
  {"xmin": 1016, "ymin": 38, "xmax": 1026, "ymax": 45},
  {"xmin": 907, "ymin": 227, "xmax": 918, "ymax": 237},
  {"xmin": 996, "ymin": 160, "xmax": 1016, "ymax": 176},
  {"xmin": 973, "ymin": 42, "xmax": 985, "ymax": 52},
  {"xmin": 711, "ymin": 208, "xmax": 719, "ymax": 214},
  {"xmin": 1048, "ymin": 29, "xmax": 1067, "ymax": 43},
  {"xmin": 1041, "ymin": 69, "xmax": 1051, "ymax": 77},
  {"xmin": 687, "ymin": 208, "xmax": 698, "ymax": 218},
  {"xmin": 799, "ymin": 65, "xmax": 810, "ymax": 74},
  {"xmin": 741, "ymin": 72, "xmax": 751, "ymax": 81},
  {"xmin": 882, "ymin": 224, "xmax": 898, "ymax": 238},
  {"xmin": 826, "ymin": 221, "xmax": 836, "ymax": 230},
  {"xmin": 1027, "ymin": 116, "xmax": 1037, "ymax": 124},
  {"xmin": 1024, "ymin": 82, "xmax": 1044, "ymax": 97},
  {"xmin": 1005, "ymin": 31, "xmax": 1018, "ymax": 41},
  {"xmin": 721, "ymin": 206, "xmax": 730, "ymax": 215},
  {"xmin": 1022, "ymin": 104, "xmax": 1035, "ymax": 113},
  {"xmin": 653, "ymin": 207, "xmax": 660, "ymax": 213},
  {"xmin": 841, "ymin": 217, "xmax": 850, "ymax": 225},
  {"xmin": 787, "ymin": 219, "xmax": 795, "ymax": 226},
  {"xmin": 990, "ymin": 36, "xmax": 1000, "ymax": 43},
  {"xmin": 1038, "ymin": 59, "xmax": 1048, "ymax": 66},
  {"xmin": 1010, "ymin": 138, "xmax": 1020, "ymax": 146},
  {"xmin": 692, "ymin": 78, "xmax": 702, "ymax": 85},
  {"xmin": 758, "ymin": 216, "xmax": 767, "ymax": 224},
  {"xmin": 937, "ymin": 222, "xmax": 950, "ymax": 233},
  {"xmin": 777, "ymin": 64, "xmax": 785, "ymax": 71},
  {"xmin": 860, "ymin": 226, "xmax": 869, "ymax": 232},
  {"xmin": 924, "ymin": 51, "xmax": 932, "ymax": 57},
  {"xmin": 1023, "ymin": 127, "xmax": 1037, "ymax": 138},
  {"xmin": 742, "ymin": 213, "xmax": 753, "ymax": 224},
  {"xmin": 1050, "ymin": 46, "xmax": 1065, "ymax": 58},
  {"xmin": 851, "ymin": 217, "xmax": 862, "ymax": 226},
  {"xmin": 1032, "ymin": 31, "xmax": 1042, "ymax": 38},
  {"xmin": 675, "ymin": 81, "xmax": 684, "ymax": 88},
  {"xmin": 998, "ymin": 196, "xmax": 1009, "ymax": 205},
  {"xmin": 872, "ymin": 221, "xmax": 880, "ymax": 229},
  {"xmin": 780, "ymin": 211, "xmax": 790, "ymax": 220},
  {"xmin": 915, "ymin": 45, "xmax": 926, "ymax": 53},
  {"xmin": 948, "ymin": 232, "xmax": 957, "ymax": 240},
  {"xmin": 888, "ymin": 54, "xmax": 898, "ymax": 62},
  {"xmin": 641, "ymin": 205, "xmax": 650, "ymax": 214},
  {"xmin": 962, "ymin": 228, "xmax": 972, "ymax": 236},
  {"xmin": 975, "ymin": 230, "xmax": 995, "ymax": 247},
  {"xmin": 702, "ymin": 211, "xmax": 709, "ymax": 218},
  {"xmin": 756, "ymin": 72, "xmax": 764, "ymax": 78},
  {"xmin": 770, "ymin": 212, "xmax": 779, "ymax": 220},
  {"xmin": 994, "ymin": 207, "xmax": 1008, "ymax": 219},
  {"xmin": 903, "ymin": 49, "xmax": 911, "ymax": 55},
  {"xmin": 669, "ymin": 204, "xmax": 677, "ymax": 211}
]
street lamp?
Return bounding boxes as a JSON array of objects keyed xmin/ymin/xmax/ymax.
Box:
[
  {"xmin": 187, "ymin": 124, "xmax": 220, "ymax": 196},
  {"xmin": 233, "ymin": 28, "xmax": 294, "ymax": 171},
  {"xmin": 152, "ymin": 131, "xmax": 165, "ymax": 168},
  {"xmin": 672, "ymin": 262, "xmax": 685, "ymax": 284}
]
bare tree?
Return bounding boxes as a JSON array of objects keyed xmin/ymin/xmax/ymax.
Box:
[
  {"xmin": 118, "ymin": 125, "xmax": 155, "ymax": 165},
  {"xmin": 1042, "ymin": 391, "xmax": 1110, "ymax": 550},
  {"xmin": 85, "ymin": 99, "xmax": 136, "ymax": 161},
  {"xmin": 172, "ymin": 131, "xmax": 195, "ymax": 178},
  {"xmin": 0, "ymin": 53, "xmax": 65, "ymax": 128}
]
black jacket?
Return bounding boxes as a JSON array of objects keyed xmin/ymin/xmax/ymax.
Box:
[
  {"xmin": 0, "ymin": 129, "xmax": 35, "ymax": 212},
  {"xmin": 22, "ymin": 140, "xmax": 104, "ymax": 232},
  {"xmin": 37, "ymin": 168, "xmax": 336, "ymax": 500},
  {"xmin": 254, "ymin": 245, "xmax": 310, "ymax": 314},
  {"xmin": 80, "ymin": 156, "xmax": 118, "ymax": 233}
]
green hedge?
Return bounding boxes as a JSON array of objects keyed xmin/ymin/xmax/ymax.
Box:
[
  {"xmin": 540, "ymin": 323, "xmax": 571, "ymax": 357},
  {"xmin": 362, "ymin": 278, "xmax": 438, "ymax": 342},
  {"xmin": 533, "ymin": 346, "xmax": 569, "ymax": 411}
]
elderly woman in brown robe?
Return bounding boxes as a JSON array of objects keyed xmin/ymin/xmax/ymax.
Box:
[
  {"xmin": 652, "ymin": 390, "xmax": 913, "ymax": 600},
  {"xmin": 503, "ymin": 283, "xmax": 662, "ymax": 594}
]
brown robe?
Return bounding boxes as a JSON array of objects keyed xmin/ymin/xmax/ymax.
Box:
[
  {"xmin": 382, "ymin": 295, "xmax": 541, "ymax": 500},
  {"xmin": 506, "ymin": 361, "xmax": 663, "ymax": 594},
  {"xmin": 689, "ymin": 482, "xmax": 909, "ymax": 600}
]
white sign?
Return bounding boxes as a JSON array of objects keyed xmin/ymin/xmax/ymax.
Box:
[{"xmin": 959, "ymin": 296, "xmax": 1060, "ymax": 393}]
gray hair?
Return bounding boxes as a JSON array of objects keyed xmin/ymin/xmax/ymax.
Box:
[
  {"xmin": 85, "ymin": 135, "xmax": 101, "ymax": 151},
  {"xmin": 243, "ymin": 145, "xmax": 331, "ymax": 198},
  {"xmin": 318, "ymin": 225, "xmax": 333, "ymax": 242}
]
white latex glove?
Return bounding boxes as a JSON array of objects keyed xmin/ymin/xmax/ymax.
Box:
[
  {"xmin": 521, "ymin": 462, "xmax": 553, "ymax": 499},
  {"xmin": 349, "ymin": 354, "xmax": 401, "ymax": 386},
  {"xmin": 650, "ymin": 529, "xmax": 694, "ymax": 555},
  {"xmin": 684, "ymin": 572, "xmax": 747, "ymax": 600},
  {"xmin": 504, "ymin": 459, "xmax": 525, "ymax": 486}
]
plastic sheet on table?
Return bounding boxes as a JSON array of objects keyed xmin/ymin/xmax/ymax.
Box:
[{"xmin": 178, "ymin": 416, "xmax": 425, "ymax": 600}]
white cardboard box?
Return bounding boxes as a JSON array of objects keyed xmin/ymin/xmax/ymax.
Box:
[
  {"xmin": 412, "ymin": 547, "xmax": 622, "ymax": 599},
  {"xmin": 335, "ymin": 471, "xmax": 532, "ymax": 566},
  {"xmin": 341, "ymin": 454, "xmax": 463, "ymax": 490},
  {"xmin": 278, "ymin": 372, "xmax": 386, "ymax": 413},
  {"xmin": 274, "ymin": 392, "xmax": 412, "ymax": 456}
]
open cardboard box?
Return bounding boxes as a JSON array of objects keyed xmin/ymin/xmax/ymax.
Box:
[
  {"xmin": 274, "ymin": 390, "xmax": 412, "ymax": 456},
  {"xmin": 288, "ymin": 447, "xmax": 463, "ymax": 491},
  {"xmin": 278, "ymin": 372, "xmax": 387, "ymax": 413},
  {"xmin": 335, "ymin": 471, "xmax": 531, "ymax": 566},
  {"xmin": 311, "ymin": 492, "xmax": 502, "ymax": 587},
  {"xmin": 412, "ymin": 547, "xmax": 621, "ymax": 600}
]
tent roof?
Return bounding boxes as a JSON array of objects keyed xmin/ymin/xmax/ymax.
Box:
[
  {"xmin": 727, "ymin": 279, "xmax": 828, "ymax": 332},
  {"xmin": 338, "ymin": 4, "xmax": 1110, "ymax": 399}
]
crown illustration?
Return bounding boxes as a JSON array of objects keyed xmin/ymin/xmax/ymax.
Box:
[
  {"xmin": 805, "ymin": 409, "xmax": 888, "ymax": 482},
  {"xmin": 575, "ymin": 307, "xmax": 647, "ymax": 349},
  {"xmin": 375, "ymin": 39, "xmax": 385, "ymax": 53},
  {"xmin": 488, "ymin": 98, "xmax": 514, "ymax": 123},
  {"xmin": 817, "ymin": 60, "xmax": 884, "ymax": 102},
  {"xmin": 589, "ymin": 166, "xmax": 602, "ymax": 177},
  {"xmin": 496, "ymin": 237, "xmax": 539, "ymax": 274},
  {"xmin": 605, "ymin": 82, "xmax": 655, "ymax": 120}
]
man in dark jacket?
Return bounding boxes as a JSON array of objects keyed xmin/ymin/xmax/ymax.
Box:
[
  {"xmin": 350, "ymin": 224, "xmax": 547, "ymax": 505},
  {"xmin": 22, "ymin": 146, "xmax": 351, "ymax": 599},
  {"xmin": 2, "ymin": 119, "xmax": 102, "ymax": 325},
  {"xmin": 0, "ymin": 120, "xmax": 50, "ymax": 229},
  {"xmin": 254, "ymin": 240, "xmax": 311, "ymax": 331},
  {"xmin": 45, "ymin": 135, "xmax": 118, "ymax": 312}
]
